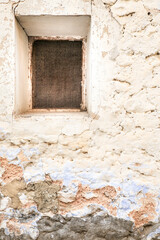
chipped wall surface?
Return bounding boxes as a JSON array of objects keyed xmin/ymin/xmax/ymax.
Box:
[{"xmin": 0, "ymin": 0, "xmax": 160, "ymax": 239}]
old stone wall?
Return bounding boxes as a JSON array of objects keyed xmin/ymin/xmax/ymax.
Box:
[{"xmin": 0, "ymin": 0, "xmax": 160, "ymax": 239}]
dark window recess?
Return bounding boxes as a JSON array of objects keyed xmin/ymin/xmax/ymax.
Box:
[{"xmin": 32, "ymin": 40, "xmax": 82, "ymax": 109}]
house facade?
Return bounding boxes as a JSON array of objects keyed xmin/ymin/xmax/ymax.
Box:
[{"xmin": 0, "ymin": 0, "xmax": 160, "ymax": 239}]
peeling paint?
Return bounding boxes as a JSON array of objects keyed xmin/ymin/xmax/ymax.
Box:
[{"xmin": 0, "ymin": 0, "xmax": 160, "ymax": 238}]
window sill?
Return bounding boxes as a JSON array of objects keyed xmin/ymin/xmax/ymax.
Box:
[
  {"xmin": 12, "ymin": 110, "xmax": 90, "ymax": 137},
  {"xmin": 15, "ymin": 109, "xmax": 88, "ymax": 118}
]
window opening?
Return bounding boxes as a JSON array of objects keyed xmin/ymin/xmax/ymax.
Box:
[{"xmin": 32, "ymin": 40, "xmax": 83, "ymax": 110}]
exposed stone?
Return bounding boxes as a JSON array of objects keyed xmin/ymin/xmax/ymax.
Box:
[
  {"xmin": 0, "ymin": 0, "xmax": 160, "ymax": 238},
  {"xmin": 8, "ymin": 208, "xmax": 40, "ymax": 223},
  {"xmin": 37, "ymin": 213, "xmax": 160, "ymax": 240},
  {"xmin": 37, "ymin": 213, "xmax": 134, "ymax": 240},
  {"xmin": 0, "ymin": 229, "xmax": 33, "ymax": 240},
  {"xmin": 0, "ymin": 229, "xmax": 10, "ymax": 240},
  {"xmin": 1, "ymin": 212, "xmax": 160, "ymax": 239},
  {"xmin": 26, "ymin": 181, "xmax": 60, "ymax": 213},
  {"xmin": 1, "ymin": 179, "xmax": 26, "ymax": 209}
]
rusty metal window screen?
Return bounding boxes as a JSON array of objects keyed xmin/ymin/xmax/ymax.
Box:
[{"xmin": 32, "ymin": 40, "xmax": 83, "ymax": 109}]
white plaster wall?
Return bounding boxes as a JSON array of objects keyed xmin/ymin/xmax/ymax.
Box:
[
  {"xmin": 16, "ymin": 15, "xmax": 91, "ymax": 37},
  {"xmin": 0, "ymin": 0, "xmax": 160, "ymax": 237},
  {"xmin": 0, "ymin": 3, "xmax": 15, "ymax": 123},
  {"xmin": 15, "ymin": 19, "xmax": 29, "ymax": 114},
  {"xmin": 15, "ymin": 0, "xmax": 91, "ymax": 16}
]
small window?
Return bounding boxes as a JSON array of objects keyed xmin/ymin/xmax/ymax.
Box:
[{"xmin": 31, "ymin": 40, "xmax": 83, "ymax": 110}]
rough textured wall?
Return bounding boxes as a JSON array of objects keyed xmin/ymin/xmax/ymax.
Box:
[{"xmin": 0, "ymin": 0, "xmax": 160, "ymax": 239}]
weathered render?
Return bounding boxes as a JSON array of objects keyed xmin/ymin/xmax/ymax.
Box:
[{"xmin": 0, "ymin": 0, "xmax": 160, "ymax": 239}]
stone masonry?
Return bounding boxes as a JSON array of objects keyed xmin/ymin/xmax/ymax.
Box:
[{"xmin": 0, "ymin": 0, "xmax": 160, "ymax": 239}]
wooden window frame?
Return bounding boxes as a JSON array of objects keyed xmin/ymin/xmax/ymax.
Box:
[{"xmin": 28, "ymin": 36, "xmax": 87, "ymax": 113}]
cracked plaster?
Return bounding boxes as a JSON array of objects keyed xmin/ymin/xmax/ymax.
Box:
[{"xmin": 0, "ymin": 0, "xmax": 160, "ymax": 239}]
